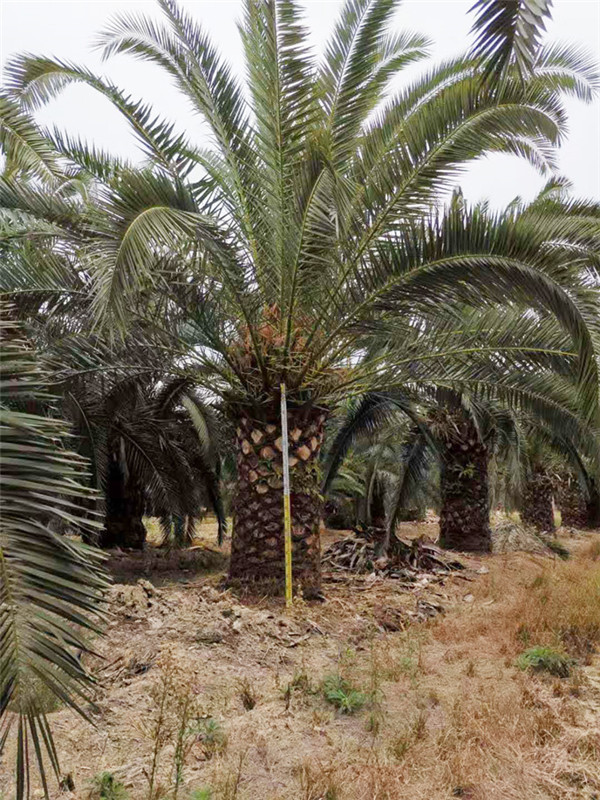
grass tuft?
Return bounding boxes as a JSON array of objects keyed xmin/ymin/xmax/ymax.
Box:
[
  {"xmin": 517, "ymin": 646, "xmax": 574, "ymax": 678},
  {"xmin": 545, "ymin": 539, "xmax": 570, "ymax": 560}
]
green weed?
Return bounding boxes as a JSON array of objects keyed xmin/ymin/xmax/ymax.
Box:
[
  {"xmin": 517, "ymin": 646, "xmax": 574, "ymax": 678},
  {"xmin": 322, "ymin": 674, "xmax": 366, "ymax": 714},
  {"xmin": 89, "ymin": 772, "xmax": 129, "ymax": 800},
  {"xmin": 192, "ymin": 717, "xmax": 228, "ymax": 759}
]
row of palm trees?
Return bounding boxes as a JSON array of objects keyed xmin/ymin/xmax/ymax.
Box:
[{"xmin": 1, "ymin": 0, "xmax": 599, "ymax": 794}]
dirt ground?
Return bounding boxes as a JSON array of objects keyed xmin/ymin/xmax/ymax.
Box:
[{"xmin": 2, "ymin": 520, "xmax": 600, "ymax": 800}]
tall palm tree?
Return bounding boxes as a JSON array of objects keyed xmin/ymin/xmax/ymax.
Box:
[{"xmin": 1, "ymin": 0, "xmax": 599, "ymax": 594}]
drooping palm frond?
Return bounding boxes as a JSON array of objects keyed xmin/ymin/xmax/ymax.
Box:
[
  {"xmin": 469, "ymin": 0, "xmax": 553, "ymax": 82},
  {"xmin": 0, "ymin": 310, "xmax": 108, "ymax": 800},
  {"xmin": 386, "ymin": 431, "xmax": 435, "ymax": 535},
  {"xmin": 0, "ymin": 95, "xmax": 62, "ymax": 181},
  {"xmin": 322, "ymin": 390, "xmax": 430, "ymax": 492}
]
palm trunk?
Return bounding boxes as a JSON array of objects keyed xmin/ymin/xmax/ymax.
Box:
[
  {"xmin": 438, "ymin": 418, "xmax": 491, "ymax": 552},
  {"xmin": 369, "ymin": 475, "xmax": 387, "ymax": 550},
  {"xmin": 556, "ymin": 473, "xmax": 587, "ymax": 529},
  {"xmin": 228, "ymin": 407, "xmax": 326, "ymax": 597},
  {"xmin": 521, "ymin": 468, "xmax": 555, "ymax": 533},
  {"xmin": 100, "ymin": 458, "xmax": 147, "ymax": 549},
  {"xmin": 586, "ymin": 479, "xmax": 600, "ymax": 530}
]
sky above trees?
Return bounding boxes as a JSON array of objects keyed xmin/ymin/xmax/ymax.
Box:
[{"xmin": 2, "ymin": 0, "xmax": 599, "ymax": 207}]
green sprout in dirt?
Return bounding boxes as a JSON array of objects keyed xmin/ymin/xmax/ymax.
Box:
[{"xmin": 322, "ymin": 675, "xmax": 367, "ymax": 714}]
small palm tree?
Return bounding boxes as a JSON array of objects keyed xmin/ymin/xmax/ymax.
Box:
[
  {"xmin": 1, "ymin": 0, "xmax": 599, "ymax": 593},
  {"xmin": 63, "ymin": 360, "xmax": 227, "ymax": 549}
]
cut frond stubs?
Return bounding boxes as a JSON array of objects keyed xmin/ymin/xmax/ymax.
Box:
[
  {"xmin": 226, "ymin": 303, "xmax": 348, "ymax": 410},
  {"xmin": 0, "ymin": 308, "xmax": 109, "ymax": 800}
]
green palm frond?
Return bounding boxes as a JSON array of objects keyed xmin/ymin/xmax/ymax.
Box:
[
  {"xmin": 0, "ymin": 311, "xmax": 108, "ymax": 800},
  {"xmin": 469, "ymin": 0, "xmax": 553, "ymax": 82},
  {"xmin": 386, "ymin": 432, "xmax": 434, "ymax": 533},
  {"xmin": 4, "ymin": 55, "xmax": 191, "ymax": 175},
  {"xmin": 0, "ymin": 95, "xmax": 62, "ymax": 181}
]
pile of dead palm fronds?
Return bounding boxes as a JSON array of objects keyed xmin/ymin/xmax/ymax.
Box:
[{"xmin": 322, "ymin": 533, "xmax": 464, "ymax": 579}]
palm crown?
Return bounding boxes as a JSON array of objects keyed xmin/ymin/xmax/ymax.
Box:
[{"xmin": 1, "ymin": 0, "xmax": 598, "ymax": 407}]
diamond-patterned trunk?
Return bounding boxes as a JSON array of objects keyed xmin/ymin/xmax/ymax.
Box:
[
  {"xmin": 521, "ymin": 469, "xmax": 555, "ymax": 532},
  {"xmin": 438, "ymin": 421, "xmax": 491, "ymax": 552},
  {"xmin": 585, "ymin": 480, "xmax": 600, "ymax": 530},
  {"xmin": 556, "ymin": 474, "xmax": 587, "ymax": 528},
  {"xmin": 228, "ymin": 407, "xmax": 327, "ymax": 596}
]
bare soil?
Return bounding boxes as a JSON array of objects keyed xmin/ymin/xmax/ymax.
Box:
[{"xmin": 2, "ymin": 521, "xmax": 600, "ymax": 800}]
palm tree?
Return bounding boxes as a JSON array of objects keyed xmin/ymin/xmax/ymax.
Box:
[
  {"xmin": 555, "ymin": 468, "xmax": 587, "ymax": 528},
  {"xmin": 0, "ymin": 231, "xmax": 227, "ymax": 550},
  {"xmin": 532, "ymin": 437, "xmax": 600, "ymax": 531},
  {"xmin": 323, "ymin": 406, "xmax": 430, "ymax": 536},
  {"xmin": 323, "ymin": 280, "xmax": 600, "ymax": 553},
  {"xmin": 62, "ymin": 358, "xmax": 227, "ymax": 550},
  {"xmin": 2, "ymin": 0, "xmax": 599, "ymax": 594}
]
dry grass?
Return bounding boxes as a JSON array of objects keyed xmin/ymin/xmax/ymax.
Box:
[{"xmin": 581, "ymin": 538, "xmax": 600, "ymax": 561}]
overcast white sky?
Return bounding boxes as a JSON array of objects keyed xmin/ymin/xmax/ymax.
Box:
[{"xmin": 1, "ymin": 0, "xmax": 599, "ymax": 208}]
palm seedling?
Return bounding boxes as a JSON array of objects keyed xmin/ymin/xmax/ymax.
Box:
[{"xmin": 1, "ymin": 0, "xmax": 599, "ymax": 595}]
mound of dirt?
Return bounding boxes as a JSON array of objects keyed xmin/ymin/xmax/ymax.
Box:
[
  {"xmin": 104, "ymin": 545, "xmax": 227, "ymax": 582},
  {"xmin": 491, "ymin": 521, "xmax": 552, "ymax": 555}
]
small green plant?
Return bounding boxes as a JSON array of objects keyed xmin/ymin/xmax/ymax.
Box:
[
  {"xmin": 189, "ymin": 790, "xmax": 213, "ymax": 800},
  {"xmin": 89, "ymin": 772, "xmax": 129, "ymax": 800},
  {"xmin": 193, "ymin": 717, "xmax": 228, "ymax": 759},
  {"xmin": 517, "ymin": 646, "xmax": 574, "ymax": 677},
  {"xmin": 546, "ymin": 539, "xmax": 570, "ymax": 560},
  {"xmin": 322, "ymin": 674, "xmax": 366, "ymax": 714}
]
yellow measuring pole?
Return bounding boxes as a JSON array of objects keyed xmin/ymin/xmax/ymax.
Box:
[{"xmin": 280, "ymin": 382, "xmax": 293, "ymax": 608}]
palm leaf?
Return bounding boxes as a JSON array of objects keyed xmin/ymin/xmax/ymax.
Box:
[
  {"xmin": 469, "ymin": 0, "xmax": 553, "ymax": 82},
  {"xmin": 0, "ymin": 310, "xmax": 108, "ymax": 799}
]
